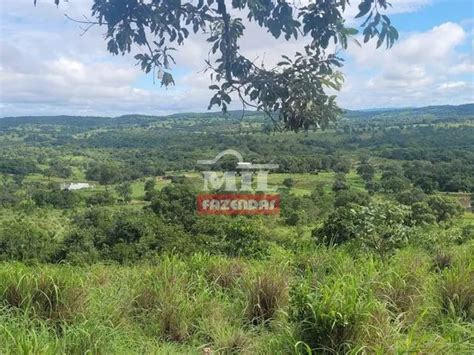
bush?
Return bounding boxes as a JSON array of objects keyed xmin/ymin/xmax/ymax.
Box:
[
  {"xmin": 315, "ymin": 201, "xmax": 411, "ymax": 260},
  {"xmin": 409, "ymin": 201, "xmax": 437, "ymax": 226},
  {"xmin": 356, "ymin": 163, "xmax": 375, "ymax": 182},
  {"xmin": 432, "ymin": 250, "xmax": 453, "ymax": 272},
  {"xmin": 354, "ymin": 201, "xmax": 411, "ymax": 260},
  {"xmin": 54, "ymin": 228, "xmax": 100, "ymax": 264},
  {"xmin": 85, "ymin": 162, "xmax": 122, "ymax": 186},
  {"xmin": 85, "ymin": 191, "xmax": 115, "ymax": 206},
  {"xmin": 115, "ymin": 182, "xmax": 132, "ymax": 203},
  {"xmin": 150, "ymin": 183, "xmax": 197, "ymax": 230},
  {"xmin": 144, "ymin": 178, "xmax": 157, "ymax": 201},
  {"xmin": 334, "ymin": 189, "xmax": 370, "ymax": 208},
  {"xmin": 0, "ymin": 219, "xmax": 57, "ymax": 263},
  {"xmin": 222, "ymin": 219, "xmax": 268, "ymax": 258},
  {"xmin": 282, "ymin": 178, "xmax": 295, "ymax": 188},
  {"xmin": 395, "ymin": 188, "xmax": 426, "ymax": 206},
  {"xmin": 332, "ymin": 173, "xmax": 349, "ymax": 192},
  {"xmin": 59, "ymin": 209, "xmax": 196, "ymax": 263},
  {"xmin": 461, "ymin": 224, "xmax": 474, "ymax": 243},
  {"xmin": 32, "ymin": 185, "xmax": 81, "ymax": 209},
  {"xmin": 313, "ymin": 206, "xmax": 359, "ymax": 245},
  {"xmin": 426, "ymin": 195, "xmax": 463, "ymax": 222},
  {"xmin": 280, "ymin": 192, "xmax": 321, "ymax": 226}
]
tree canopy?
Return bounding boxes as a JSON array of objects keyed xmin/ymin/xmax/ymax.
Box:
[{"xmin": 40, "ymin": 0, "xmax": 398, "ymax": 130}]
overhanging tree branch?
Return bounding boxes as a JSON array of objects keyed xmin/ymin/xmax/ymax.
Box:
[{"xmin": 39, "ymin": 0, "xmax": 399, "ymax": 131}]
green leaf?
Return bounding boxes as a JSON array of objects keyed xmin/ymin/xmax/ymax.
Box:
[
  {"xmin": 345, "ymin": 27, "xmax": 359, "ymax": 36},
  {"xmin": 376, "ymin": 28, "xmax": 386, "ymax": 48},
  {"xmin": 355, "ymin": 0, "xmax": 374, "ymax": 19},
  {"xmin": 161, "ymin": 72, "xmax": 175, "ymax": 87}
]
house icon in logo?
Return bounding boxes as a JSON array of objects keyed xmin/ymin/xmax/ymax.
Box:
[{"xmin": 197, "ymin": 149, "xmax": 278, "ymax": 192}]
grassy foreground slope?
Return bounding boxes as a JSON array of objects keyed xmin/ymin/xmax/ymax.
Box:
[{"xmin": 0, "ymin": 242, "xmax": 473, "ymax": 354}]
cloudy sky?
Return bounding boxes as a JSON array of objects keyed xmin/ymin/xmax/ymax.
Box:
[{"xmin": 0, "ymin": 0, "xmax": 473, "ymax": 117}]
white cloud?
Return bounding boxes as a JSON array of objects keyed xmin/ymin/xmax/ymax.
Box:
[
  {"xmin": 0, "ymin": 0, "xmax": 472, "ymax": 116},
  {"xmin": 338, "ymin": 22, "xmax": 474, "ymax": 108},
  {"xmin": 349, "ymin": 22, "xmax": 466, "ymax": 65},
  {"xmin": 343, "ymin": 0, "xmax": 433, "ymax": 23},
  {"xmin": 448, "ymin": 61, "xmax": 474, "ymax": 75},
  {"xmin": 438, "ymin": 81, "xmax": 469, "ymax": 91}
]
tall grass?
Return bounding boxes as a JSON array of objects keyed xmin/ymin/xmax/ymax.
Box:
[
  {"xmin": 0, "ymin": 264, "xmax": 86, "ymax": 326},
  {"xmin": 245, "ymin": 268, "xmax": 288, "ymax": 325},
  {"xmin": 439, "ymin": 246, "xmax": 474, "ymax": 321},
  {"xmin": 0, "ymin": 243, "xmax": 472, "ymax": 354}
]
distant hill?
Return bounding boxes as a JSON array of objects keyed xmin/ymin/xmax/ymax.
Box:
[
  {"xmin": 344, "ymin": 104, "xmax": 474, "ymax": 121},
  {"xmin": 1, "ymin": 103, "xmax": 472, "ymax": 129}
]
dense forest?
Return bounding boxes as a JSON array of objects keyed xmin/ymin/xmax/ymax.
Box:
[{"xmin": 0, "ymin": 104, "xmax": 473, "ymax": 353}]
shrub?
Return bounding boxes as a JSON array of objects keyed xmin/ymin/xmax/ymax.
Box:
[
  {"xmin": 32, "ymin": 186, "xmax": 81, "ymax": 209},
  {"xmin": 115, "ymin": 181, "xmax": 132, "ymax": 203},
  {"xmin": 150, "ymin": 183, "xmax": 197, "ymax": 229},
  {"xmin": 460, "ymin": 223, "xmax": 474, "ymax": 244},
  {"xmin": 144, "ymin": 178, "xmax": 157, "ymax": 201},
  {"xmin": 313, "ymin": 206, "xmax": 359, "ymax": 245},
  {"xmin": 332, "ymin": 173, "xmax": 349, "ymax": 192},
  {"xmin": 426, "ymin": 195, "xmax": 464, "ymax": 222},
  {"xmin": 60, "ymin": 209, "xmax": 197, "ymax": 263},
  {"xmin": 138, "ymin": 221, "xmax": 195, "ymax": 256},
  {"xmin": 85, "ymin": 162, "xmax": 122, "ymax": 186},
  {"xmin": 380, "ymin": 174, "xmax": 409, "ymax": 193},
  {"xmin": 354, "ymin": 201, "xmax": 411, "ymax": 260},
  {"xmin": 409, "ymin": 201, "xmax": 437, "ymax": 226},
  {"xmin": 334, "ymin": 189, "xmax": 370, "ymax": 208},
  {"xmin": 357, "ymin": 162, "xmax": 375, "ymax": 182},
  {"xmin": 94, "ymin": 210, "xmax": 153, "ymax": 263},
  {"xmin": 54, "ymin": 228, "xmax": 100, "ymax": 264},
  {"xmin": 282, "ymin": 178, "xmax": 295, "ymax": 189},
  {"xmin": 72, "ymin": 207, "xmax": 114, "ymax": 231},
  {"xmin": 365, "ymin": 180, "xmax": 380, "ymax": 195},
  {"xmin": 280, "ymin": 192, "xmax": 320, "ymax": 226},
  {"xmin": 395, "ymin": 187, "xmax": 426, "ymax": 206},
  {"xmin": 0, "ymin": 219, "xmax": 57, "ymax": 263},
  {"xmin": 85, "ymin": 191, "xmax": 115, "ymax": 206},
  {"xmin": 222, "ymin": 219, "xmax": 268, "ymax": 258},
  {"xmin": 314, "ymin": 201, "xmax": 411, "ymax": 260}
]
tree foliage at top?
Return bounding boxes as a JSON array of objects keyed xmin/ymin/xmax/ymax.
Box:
[{"xmin": 40, "ymin": 0, "xmax": 398, "ymax": 130}]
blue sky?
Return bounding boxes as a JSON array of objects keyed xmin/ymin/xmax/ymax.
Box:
[{"xmin": 0, "ymin": 0, "xmax": 472, "ymax": 117}]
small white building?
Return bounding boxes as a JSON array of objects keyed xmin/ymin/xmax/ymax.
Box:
[
  {"xmin": 61, "ymin": 182, "xmax": 93, "ymax": 191},
  {"xmin": 237, "ymin": 162, "xmax": 252, "ymax": 170}
]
